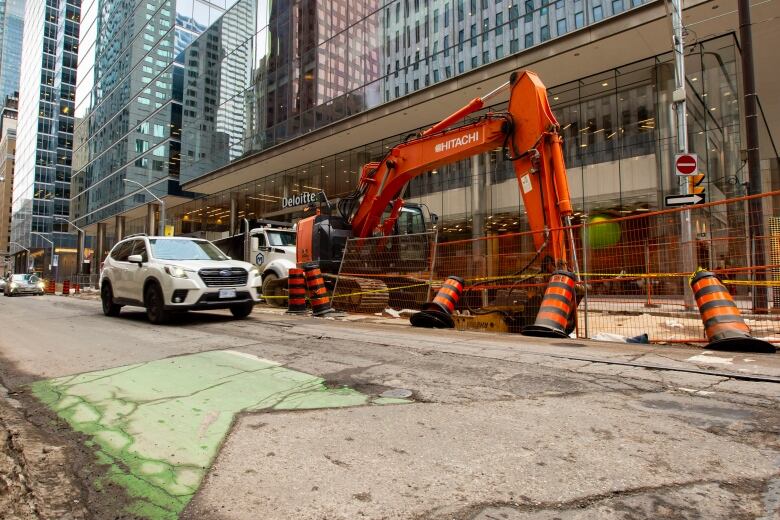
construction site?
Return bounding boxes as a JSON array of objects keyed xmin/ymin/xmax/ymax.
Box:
[
  {"xmin": 241, "ymin": 69, "xmax": 780, "ymax": 355},
  {"xmin": 41, "ymin": 67, "xmax": 780, "ymax": 352}
]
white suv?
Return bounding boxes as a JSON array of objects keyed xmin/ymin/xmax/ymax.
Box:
[{"xmin": 100, "ymin": 235, "xmax": 262, "ymax": 324}]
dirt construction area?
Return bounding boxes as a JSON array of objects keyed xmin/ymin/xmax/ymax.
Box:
[{"xmin": 0, "ymin": 389, "xmax": 86, "ymax": 519}]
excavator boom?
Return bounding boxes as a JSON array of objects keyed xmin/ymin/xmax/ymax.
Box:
[{"xmin": 348, "ymin": 70, "xmax": 575, "ymax": 269}]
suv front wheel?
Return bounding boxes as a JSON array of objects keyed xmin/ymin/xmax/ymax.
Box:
[
  {"xmin": 101, "ymin": 282, "xmax": 122, "ymax": 317},
  {"xmin": 145, "ymin": 282, "xmax": 170, "ymax": 325},
  {"xmin": 230, "ymin": 301, "xmax": 254, "ymax": 319}
]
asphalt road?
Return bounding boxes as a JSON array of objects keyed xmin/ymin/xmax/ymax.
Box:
[{"xmin": 0, "ymin": 294, "xmax": 778, "ymax": 520}]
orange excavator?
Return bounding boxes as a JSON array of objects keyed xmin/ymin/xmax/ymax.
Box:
[{"xmin": 294, "ymin": 70, "xmax": 579, "ymax": 315}]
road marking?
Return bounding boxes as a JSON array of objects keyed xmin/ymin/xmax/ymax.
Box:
[{"xmin": 31, "ymin": 350, "xmax": 409, "ymax": 519}]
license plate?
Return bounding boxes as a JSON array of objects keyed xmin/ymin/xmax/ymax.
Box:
[{"xmin": 218, "ymin": 288, "xmax": 237, "ymax": 299}]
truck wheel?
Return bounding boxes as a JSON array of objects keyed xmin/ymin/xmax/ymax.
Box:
[
  {"xmin": 230, "ymin": 302, "xmax": 254, "ymax": 319},
  {"xmin": 262, "ymin": 273, "xmax": 287, "ymax": 307},
  {"xmin": 145, "ymin": 283, "xmax": 170, "ymax": 325}
]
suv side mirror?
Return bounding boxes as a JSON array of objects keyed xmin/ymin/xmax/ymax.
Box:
[{"xmin": 127, "ymin": 254, "xmax": 143, "ymax": 265}]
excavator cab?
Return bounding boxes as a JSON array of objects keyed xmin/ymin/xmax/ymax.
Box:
[
  {"xmin": 296, "ymin": 202, "xmax": 432, "ymax": 273},
  {"xmin": 383, "ymin": 204, "xmax": 429, "ymax": 236}
]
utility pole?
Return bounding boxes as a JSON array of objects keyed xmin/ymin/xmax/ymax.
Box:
[
  {"xmin": 738, "ymin": 0, "xmax": 768, "ymax": 313},
  {"xmin": 669, "ymin": 0, "xmax": 695, "ymax": 308}
]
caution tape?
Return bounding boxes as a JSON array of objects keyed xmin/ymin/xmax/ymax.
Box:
[
  {"xmin": 330, "ymin": 282, "xmax": 430, "ymax": 299},
  {"xmin": 721, "ymin": 279, "xmax": 780, "ymax": 287},
  {"xmin": 261, "ymin": 282, "xmax": 431, "ymax": 301},
  {"xmin": 260, "ymin": 273, "xmax": 780, "ymax": 302}
]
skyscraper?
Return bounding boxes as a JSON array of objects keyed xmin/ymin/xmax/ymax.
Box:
[
  {"xmin": 12, "ymin": 0, "xmax": 80, "ymax": 275},
  {"xmin": 0, "ymin": 93, "xmax": 17, "ymax": 269},
  {"xmin": 0, "ymin": 0, "xmax": 25, "ymax": 103},
  {"xmin": 72, "ymin": 0, "xmax": 235, "ymax": 240}
]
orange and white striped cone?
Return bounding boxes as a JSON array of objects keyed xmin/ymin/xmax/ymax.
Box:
[
  {"xmin": 74, "ymin": 283, "xmax": 80, "ymax": 294},
  {"xmin": 410, "ymin": 275, "xmax": 464, "ymax": 328},
  {"xmin": 521, "ymin": 270, "xmax": 577, "ymax": 338},
  {"xmin": 46, "ymin": 280, "xmax": 55, "ymax": 295},
  {"xmin": 62, "ymin": 280, "xmax": 70, "ymax": 296},
  {"xmin": 286, "ymin": 268, "xmax": 308, "ymax": 315},
  {"xmin": 690, "ymin": 270, "xmax": 775, "ymax": 353},
  {"xmin": 304, "ymin": 264, "xmax": 340, "ymax": 317}
]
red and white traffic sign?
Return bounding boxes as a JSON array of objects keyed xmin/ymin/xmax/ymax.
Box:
[{"xmin": 675, "ymin": 153, "xmax": 698, "ymax": 176}]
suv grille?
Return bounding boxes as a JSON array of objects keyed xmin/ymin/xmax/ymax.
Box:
[{"xmin": 198, "ymin": 267, "xmax": 248, "ymax": 287}]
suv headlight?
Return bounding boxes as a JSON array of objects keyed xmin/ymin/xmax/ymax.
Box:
[
  {"xmin": 248, "ymin": 267, "xmax": 260, "ymax": 278},
  {"xmin": 164, "ymin": 265, "xmax": 191, "ymax": 278},
  {"xmin": 37, "ymin": 281, "xmax": 45, "ymax": 289},
  {"xmin": 9, "ymin": 282, "xmax": 17, "ymax": 289}
]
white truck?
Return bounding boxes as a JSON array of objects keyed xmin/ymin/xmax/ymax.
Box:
[{"xmin": 212, "ymin": 220, "xmax": 296, "ymax": 305}]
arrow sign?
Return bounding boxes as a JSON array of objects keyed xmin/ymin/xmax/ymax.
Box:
[{"xmin": 665, "ymin": 193, "xmax": 705, "ymax": 207}]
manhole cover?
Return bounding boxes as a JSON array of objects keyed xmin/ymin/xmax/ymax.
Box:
[{"xmin": 380, "ymin": 388, "xmax": 413, "ymax": 399}]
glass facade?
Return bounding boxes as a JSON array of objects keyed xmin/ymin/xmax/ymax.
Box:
[
  {"xmin": 0, "ymin": 0, "xmax": 26, "ymax": 103},
  {"xmin": 161, "ymin": 35, "xmax": 743, "ymax": 246},
  {"xmin": 174, "ymin": 0, "xmax": 651, "ymax": 184},
  {"xmin": 71, "ymin": 0, "xmax": 235, "ymax": 228},
  {"xmin": 12, "ymin": 0, "xmax": 81, "ymax": 275}
]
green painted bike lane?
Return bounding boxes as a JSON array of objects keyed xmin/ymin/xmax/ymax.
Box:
[{"xmin": 31, "ymin": 350, "xmax": 407, "ymax": 519}]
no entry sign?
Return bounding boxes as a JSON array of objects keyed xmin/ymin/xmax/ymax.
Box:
[{"xmin": 675, "ymin": 153, "xmax": 698, "ymax": 176}]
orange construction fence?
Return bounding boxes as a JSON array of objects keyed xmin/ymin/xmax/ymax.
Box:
[{"xmin": 332, "ymin": 190, "xmax": 780, "ymax": 344}]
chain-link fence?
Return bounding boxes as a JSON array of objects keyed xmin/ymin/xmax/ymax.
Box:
[{"xmin": 332, "ymin": 232, "xmax": 437, "ymax": 314}]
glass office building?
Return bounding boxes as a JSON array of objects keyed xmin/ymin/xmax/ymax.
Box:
[
  {"xmin": 12, "ymin": 0, "xmax": 81, "ymax": 275},
  {"xmin": 177, "ymin": 0, "xmax": 649, "ymax": 184},
  {"xmin": 0, "ymin": 0, "xmax": 26, "ymax": 103},
  {"xmin": 163, "ymin": 35, "xmax": 743, "ymax": 239},
  {"xmin": 71, "ymin": 0, "xmax": 235, "ymax": 230},
  {"xmin": 72, "ymin": 0, "xmax": 757, "ymax": 280}
]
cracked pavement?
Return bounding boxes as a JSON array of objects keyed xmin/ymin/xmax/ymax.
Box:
[{"xmin": 0, "ymin": 295, "xmax": 778, "ymax": 519}]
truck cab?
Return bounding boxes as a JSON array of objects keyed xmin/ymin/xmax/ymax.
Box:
[{"xmin": 247, "ymin": 222, "xmax": 297, "ymax": 299}]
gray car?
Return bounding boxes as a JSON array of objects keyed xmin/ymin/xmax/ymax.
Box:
[{"xmin": 4, "ymin": 274, "xmax": 45, "ymax": 296}]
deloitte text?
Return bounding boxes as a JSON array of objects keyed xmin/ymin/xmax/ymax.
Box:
[
  {"xmin": 434, "ymin": 132, "xmax": 479, "ymax": 153},
  {"xmin": 282, "ymin": 192, "xmax": 319, "ymax": 208}
]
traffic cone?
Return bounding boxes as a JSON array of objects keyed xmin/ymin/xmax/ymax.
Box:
[
  {"xmin": 62, "ymin": 280, "xmax": 70, "ymax": 296},
  {"xmin": 74, "ymin": 283, "xmax": 80, "ymax": 294},
  {"xmin": 410, "ymin": 275, "xmax": 465, "ymax": 328},
  {"xmin": 286, "ymin": 268, "xmax": 308, "ymax": 315},
  {"xmin": 690, "ymin": 270, "xmax": 775, "ymax": 353},
  {"xmin": 46, "ymin": 280, "xmax": 55, "ymax": 295},
  {"xmin": 304, "ymin": 264, "xmax": 337, "ymax": 317},
  {"xmin": 522, "ymin": 270, "xmax": 578, "ymax": 338}
]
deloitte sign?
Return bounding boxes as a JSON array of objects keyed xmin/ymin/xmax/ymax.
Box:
[{"xmin": 282, "ymin": 191, "xmax": 320, "ymax": 209}]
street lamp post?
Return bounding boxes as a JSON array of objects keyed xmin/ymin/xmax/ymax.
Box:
[
  {"xmin": 54, "ymin": 217, "xmax": 86, "ymax": 276},
  {"xmin": 31, "ymin": 231, "xmax": 55, "ymax": 280},
  {"xmin": 123, "ymin": 179, "xmax": 166, "ymax": 236}
]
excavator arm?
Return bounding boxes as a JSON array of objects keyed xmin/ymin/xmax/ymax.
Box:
[{"xmin": 344, "ymin": 70, "xmax": 576, "ymax": 270}]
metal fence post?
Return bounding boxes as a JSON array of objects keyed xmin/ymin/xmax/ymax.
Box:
[
  {"xmin": 426, "ymin": 229, "xmax": 439, "ymax": 302},
  {"xmin": 644, "ymin": 239, "xmax": 658, "ymax": 308},
  {"xmin": 581, "ymin": 214, "xmax": 589, "ymax": 339}
]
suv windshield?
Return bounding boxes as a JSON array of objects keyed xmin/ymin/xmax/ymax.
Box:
[
  {"xmin": 267, "ymin": 231, "xmax": 296, "ymax": 247},
  {"xmin": 149, "ymin": 239, "xmax": 229, "ymax": 261}
]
